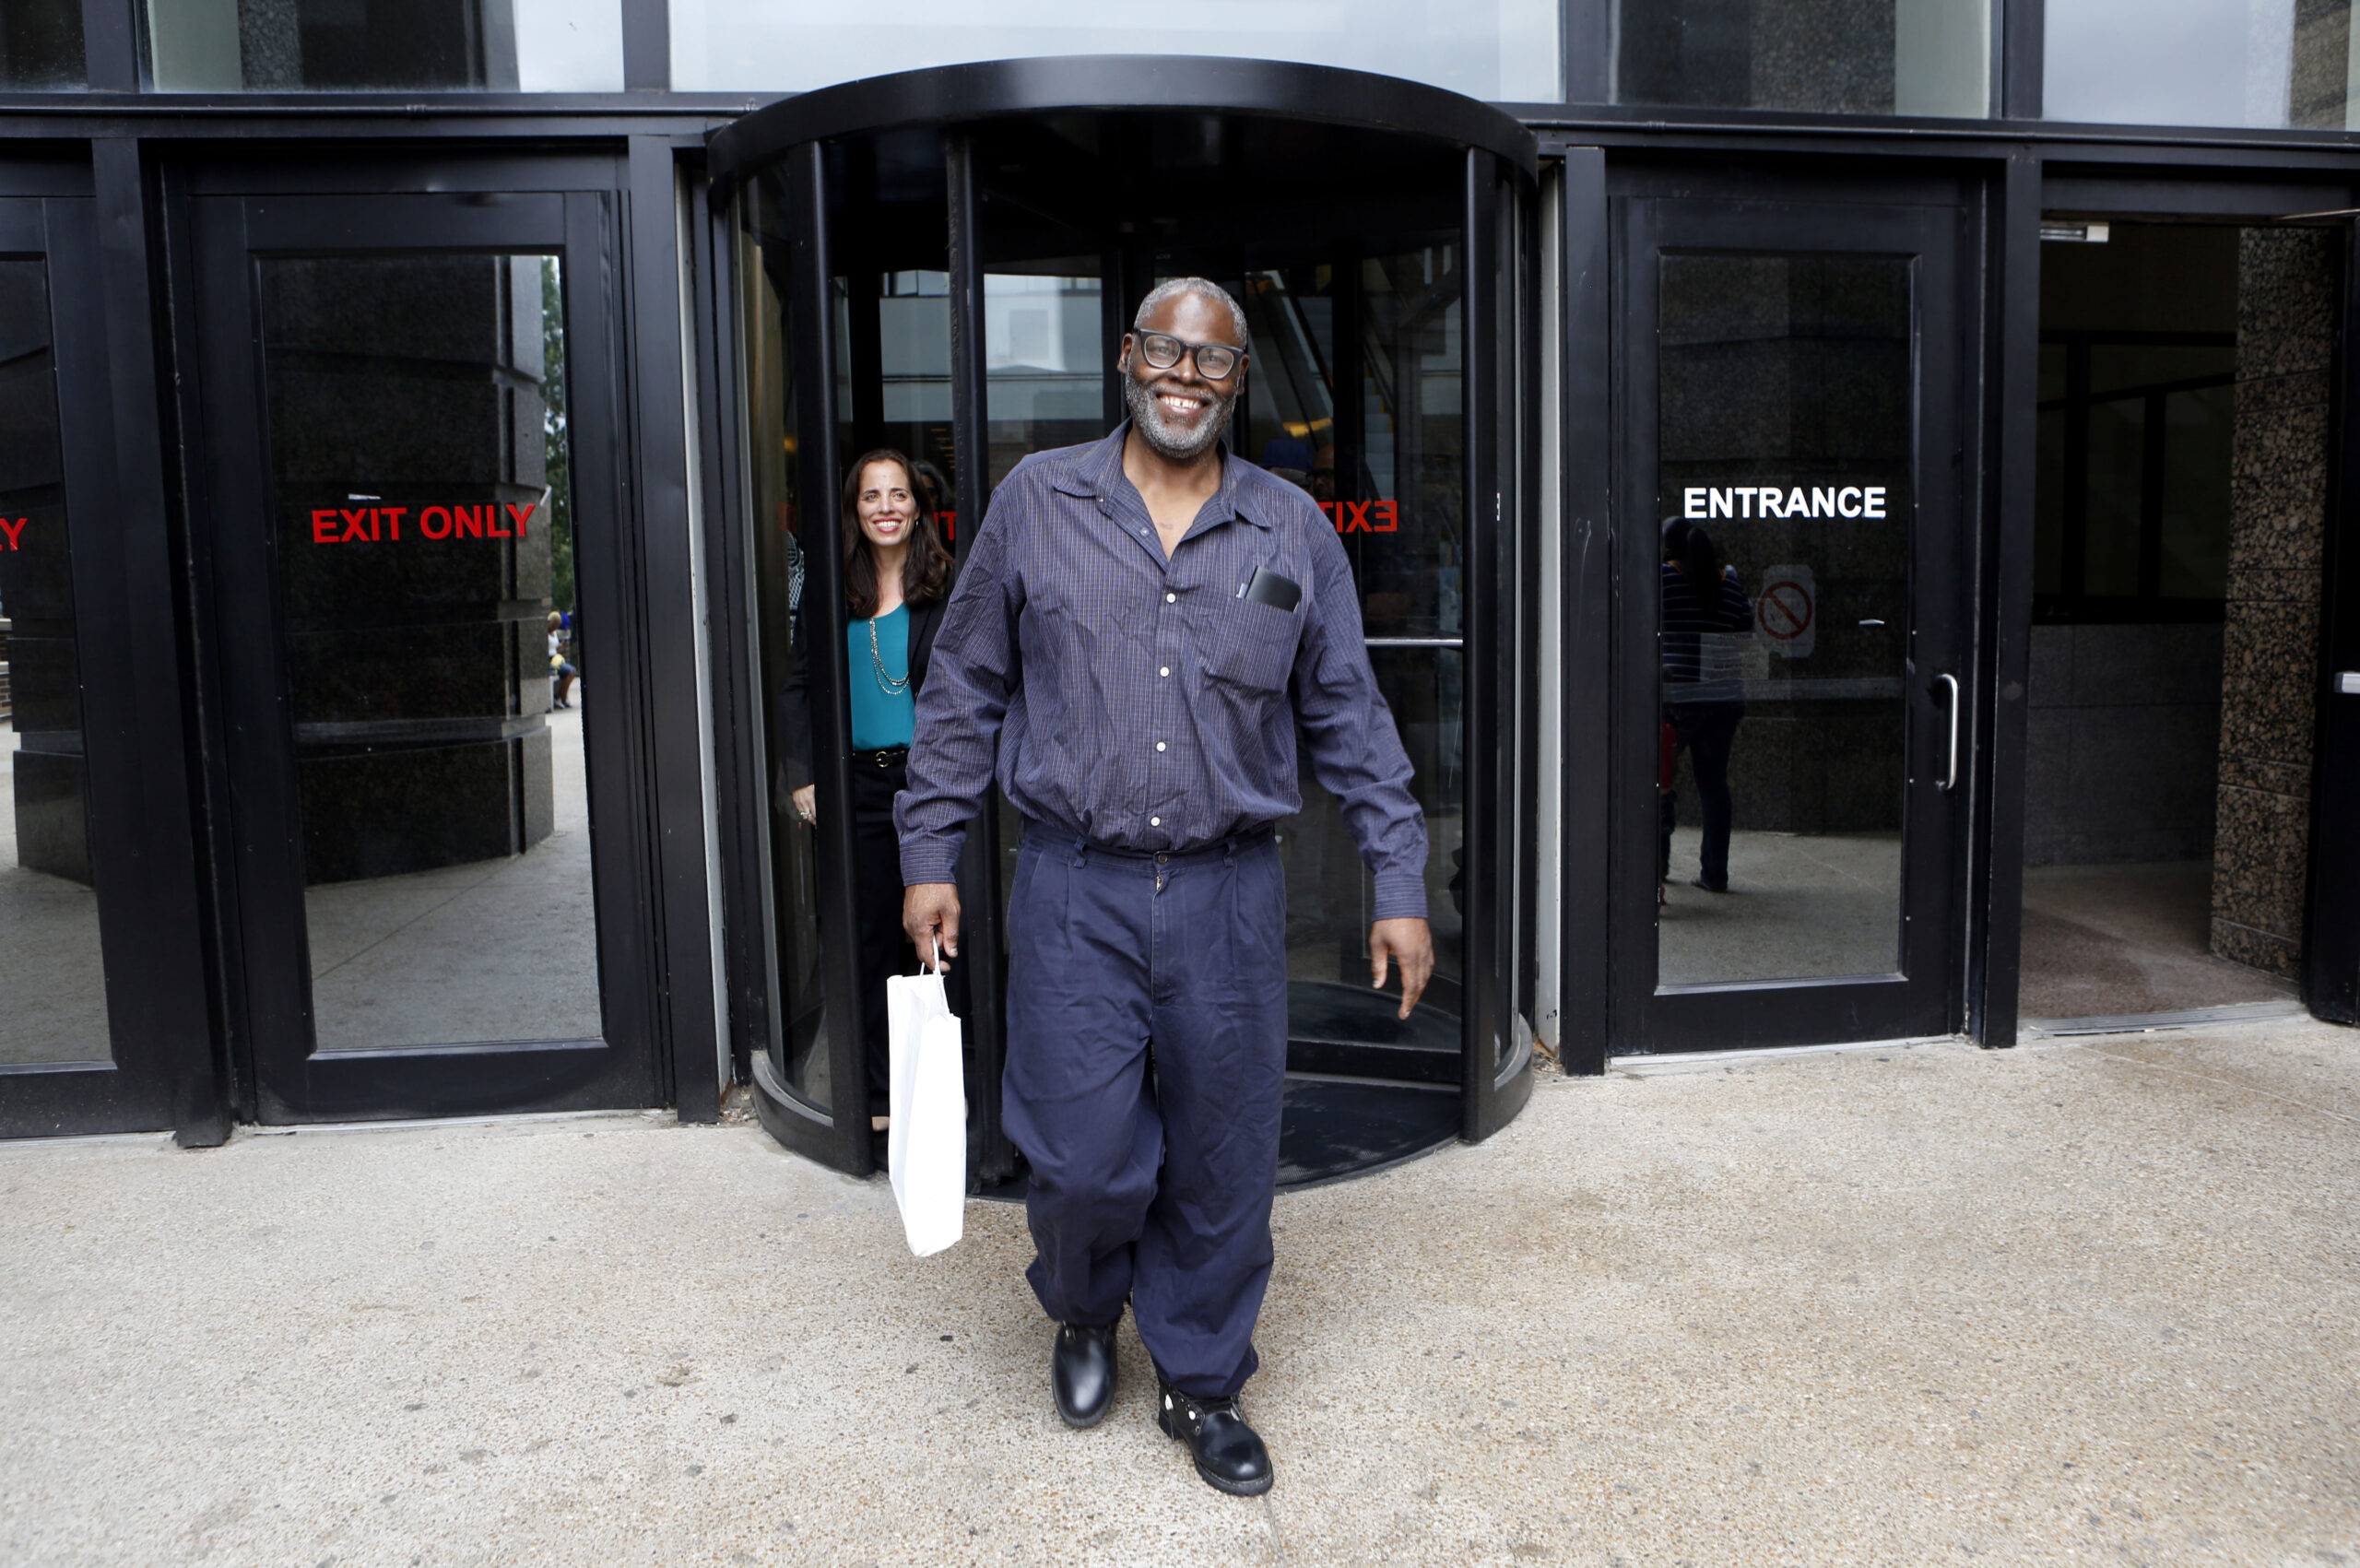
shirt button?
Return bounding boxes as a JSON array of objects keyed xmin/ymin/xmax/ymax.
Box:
[
  {"xmin": 1164, "ymin": 592, "xmax": 1176, "ymax": 604},
  {"xmin": 1156, "ymin": 853, "xmax": 1169, "ymax": 865},
  {"xmin": 1159, "ymin": 666, "xmax": 1170, "ymax": 678},
  {"xmin": 1150, "ymin": 817, "xmax": 1161, "ymax": 827},
  {"xmin": 1154, "ymin": 741, "xmax": 1167, "ymax": 752}
]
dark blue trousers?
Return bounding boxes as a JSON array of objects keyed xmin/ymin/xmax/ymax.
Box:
[{"xmin": 1003, "ymin": 818, "xmax": 1288, "ymax": 1399}]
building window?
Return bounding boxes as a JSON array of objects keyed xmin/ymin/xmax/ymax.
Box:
[
  {"xmin": 1612, "ymin": 0, "xmax": 1992, "ymax": 117},
  {"xmin": 2046, "ymin": 0, "xmax": 2360, "ymax": 128},
  {"xmin": 144, "ymin": 0, "xmax": 624, "ymax": 91},
  {"xmin": 2035, "ymin": 334, "xmax": 2235, "ymax": 621},
  {"xmin": 2, "ymin": 0, "xmax": 85, "ymax": 90},
  {"xmin": 668, "ymin": 0, "xmax": 1562, "ymax": 101},
  {"xmin": 2036, "ymin": 225, "xmax": 2236, "ymax": 624}
]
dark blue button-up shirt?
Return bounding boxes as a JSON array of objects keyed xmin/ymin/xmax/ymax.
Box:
[{"xmin": 897, "ymin": 422, "xmax": 1429, "ymax": 920}]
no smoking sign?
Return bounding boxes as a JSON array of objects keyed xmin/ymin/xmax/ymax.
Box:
[{"xmin": 1757, "ymin": 564, "xmax": 1815, "ymax": 658}]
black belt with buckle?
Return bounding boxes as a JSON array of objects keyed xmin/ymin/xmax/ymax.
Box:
[{"xmin": 855, "ymin": 747, "xmax": 910, "ymax": 770}]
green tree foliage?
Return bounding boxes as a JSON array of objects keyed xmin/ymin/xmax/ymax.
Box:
[{"xmin": 543, "ymin": 257, "xmax": 575, "ymax": 617}]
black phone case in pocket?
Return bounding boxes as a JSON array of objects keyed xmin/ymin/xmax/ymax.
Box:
[{"xmin": 1238, "ymin": 565, "xmax": 1302, "ymax": 613}]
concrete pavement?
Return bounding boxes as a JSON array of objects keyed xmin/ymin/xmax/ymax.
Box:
[{"xmin": 3, "ymin": 1018, "xmax": 2355, "ymax": 1565}]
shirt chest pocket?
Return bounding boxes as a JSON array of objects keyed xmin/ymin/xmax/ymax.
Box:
[{"xmin": 1200, "ymin": 600, "xmax": 1299, "ymax": 695}]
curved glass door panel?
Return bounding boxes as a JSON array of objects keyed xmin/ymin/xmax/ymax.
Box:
[
  {"xmin": 968, "ymin": 207, "xmax": 1470, "ymax": 1099},
  {"xmin": 741, "ymin": 170, "xmax": 833, "ymax": 1118},
  {"xmin": 981, "ymin": 261, "xmax": 1109, "ymax": 946},
  {"xmin": 717, "ymin": 69, "xmax": 1540, "ymax": 1172}
]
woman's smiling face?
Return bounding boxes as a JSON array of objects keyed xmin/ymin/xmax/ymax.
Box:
[{"xmin": 856, "ymin": 460, "xmax": 916, "ymax": 550}]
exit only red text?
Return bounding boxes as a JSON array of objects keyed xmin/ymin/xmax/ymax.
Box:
[{"xmin": 312, "ymin": 502, "xmax": 538, "ymax": 545}]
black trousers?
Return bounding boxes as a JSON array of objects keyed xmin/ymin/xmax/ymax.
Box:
[
  {"xmin": 1662, "ymin": 701, "xmax": 1744, "ymax": 889},
  {"xmin": 852, "ymin": 758, "xmax": 910, "ymax": 1121}
]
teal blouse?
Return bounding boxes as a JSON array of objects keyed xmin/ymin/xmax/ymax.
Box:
[{"xmin": 848, "ymin": 605, "xmax": 915, "ymax": 749}]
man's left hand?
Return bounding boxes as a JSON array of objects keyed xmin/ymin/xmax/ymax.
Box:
[{"xmin": 1369, "ymin": 918, "xmax": 1434, "ymax": 1020}]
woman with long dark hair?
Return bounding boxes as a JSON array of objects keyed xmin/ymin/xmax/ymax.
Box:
[
  {"xmin": 778, "ymin": 448, "xmax": 958, "ymax": 1148},
  {"xmin": 1659, "ymin": 518, "xmax": 1753, "ymax": 893}
]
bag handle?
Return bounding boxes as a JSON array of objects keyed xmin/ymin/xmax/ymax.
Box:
[{"xmin": 926, "ymin": 936, "xmax": 944, "ymax": 973}]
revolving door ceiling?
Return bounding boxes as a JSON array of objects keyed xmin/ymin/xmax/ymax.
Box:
[{"xmin": 714, "ymin": 57, "xmax": 1537, "ymax": 1182}]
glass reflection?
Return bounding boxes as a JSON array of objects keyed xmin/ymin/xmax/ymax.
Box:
[
  {"xmin": 258, "ymin": 253, "xmax": 600, "ymax": 1050},
  {"xmin": 145, "ymin": 0, "xmax": 624, "ymax": 91},
  {"xmin": 0, "ymin": 1, "xmax": 85, "ymax": 89},
  {"xmin": 984, "ymin": 265, "xmax": 1109, "ymax": 936},
  {"xmin": 670, "ymin": 0, "xmax": 1561, "ymax": 100},
  {"xmin": 2036, "ymin": 336, "xmax": 2236, "ymax": 612},
  {"xmin": 2047, "ymin": 0, "xmax": 2360, "ymax": 129},
  {"xmin": 0, "ymin": 258, "xmax": 110, "ymax": 1066},
  {"xmin": 1655, "ymin": 253, "xmax": 1911, "ymax": 985},
  {"xmin": 1616, "ymin": 0, "xmax": 1991, "ymax": 117}
]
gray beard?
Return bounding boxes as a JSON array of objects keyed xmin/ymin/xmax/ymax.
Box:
[{"xmin": 1123, "ymin": 371, "xmax": 1234, "ymax": 462}]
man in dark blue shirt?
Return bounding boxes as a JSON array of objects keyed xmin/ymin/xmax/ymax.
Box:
[{"xmin": 899, "ymin": 277, "xmax": 1432, "ymax": 1495}]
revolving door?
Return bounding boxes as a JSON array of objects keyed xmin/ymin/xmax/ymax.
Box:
[{"xmin": 712, "ymin": 57, "xmax": 1537, "ymax": 1183}]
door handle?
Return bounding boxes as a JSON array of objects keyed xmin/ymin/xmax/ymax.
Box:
[
  {"xmin": 2339, "ymin": 671, "xmax": 2360, "ymax": 694},
  {"xmin": 1936, "ymin": 673, "xmax": 1960, "ymax": 791}
]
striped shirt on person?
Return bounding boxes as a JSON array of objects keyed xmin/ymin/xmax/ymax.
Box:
[{"xmin": 1660, "ymin": 561, "xmax": 1753, "ymax": 705}]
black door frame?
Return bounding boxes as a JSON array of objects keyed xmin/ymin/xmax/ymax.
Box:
[
  {"xmin": 1603, "ymin": 170, "xmax": 1980, "ymax": 1053},
  {"xmin": 164, "ymin": 155, "xmax": 693, "ymax": 1123},
  {"xmin": 0, "ymin": 168, "xmax": 218, "ymax": 1139}
]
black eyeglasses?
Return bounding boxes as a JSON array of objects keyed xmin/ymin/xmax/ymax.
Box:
[{"xmin": 1135, "ymin": 330, "xmax": 1244, "ymax": 382}]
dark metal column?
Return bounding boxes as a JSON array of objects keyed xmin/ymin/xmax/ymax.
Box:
[
  {"xmin": 1461, "ymin": 148, "xmax": 1531, "ymax": 1142},
  {"xmin": 1556, "ymin": 147, "xmax": 1613, "ymax": 1077},
  {"xmin": 1969, "ymin": 154, "xmax": 2044, "ymax": 1049},
  {"xmin": 786, "ymin": 141, "xmax": 869, "ymax": 1172},
  {"xmin": 944, "ymin": 131, "xmax": 1016, "ymax": 1185}
]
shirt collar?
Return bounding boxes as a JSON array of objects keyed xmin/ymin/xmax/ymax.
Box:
[{"xmin": 1060, "ymin": 419, "xmax": 1273, "ymax": 532}]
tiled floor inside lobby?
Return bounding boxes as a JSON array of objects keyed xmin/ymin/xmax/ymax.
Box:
[{"xmin": 2017, "ymin": 858, "xmax": 2295, "ymax": 1021}]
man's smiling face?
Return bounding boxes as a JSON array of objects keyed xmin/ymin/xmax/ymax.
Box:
[{"xmin": 1120, "ymin": 289, "xmax": 1246, "ymax": 463}]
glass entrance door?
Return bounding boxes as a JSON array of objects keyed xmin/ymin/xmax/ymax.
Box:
[
  {"xmin": 1614, "ymin": 189, "xmax": 1974, "ymax": 1050},
  {"xmin": 180, "ymin": 182, "xmax": 663, "ymax": 1121},
  {"xmin": 0, "ymin": 190, "xmax": 209, "ymax": 1138}
]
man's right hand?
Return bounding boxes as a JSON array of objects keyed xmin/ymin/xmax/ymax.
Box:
[{"xmin": 903, "ymin": 882, "xmax": 962, "ymax": 970}]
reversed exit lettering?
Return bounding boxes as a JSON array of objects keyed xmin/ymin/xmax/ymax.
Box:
[
  {"xmin": 1320, "ymin": 500, "xmax": 1398, "ymax": 534},
  {"xmin": 311, "ymin": 502, "xmax": 537, "ymax": 544},
  {"xmin": 0, "ymin": 517, "xmax": 24, "ymax": 549}
]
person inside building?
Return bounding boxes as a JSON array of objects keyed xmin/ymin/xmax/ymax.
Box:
[
  {"xmin": 897, "ymin": 277, "xmax": 1434, "ymax": 1497},
  {"xmin": 547, "ymin": 610, "xmax": 577, "ymax": 710},
  {"xmin": 777, "ymin": 449, "xmax": 958, "ymax": 1159},
  {"xmin": 1658, "ymin": 517, "xmax": 1753, "ymax": 893}
]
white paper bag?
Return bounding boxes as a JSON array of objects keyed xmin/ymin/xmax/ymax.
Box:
[{"xmin": 885, "ymin": 948, "xmax": 967, "ymax": 1256}]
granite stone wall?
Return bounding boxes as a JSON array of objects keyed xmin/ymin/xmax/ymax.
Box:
[{"xmin": 2211, "ymin": 228, "xmax": 2334, "ymax": 976}]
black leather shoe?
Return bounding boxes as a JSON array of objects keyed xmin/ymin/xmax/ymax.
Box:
[
  {"xmin": 1051, "ymin": 1321, "xmax": 1118, "ymax": 1429},
  {"xmin": 1156, "ymin": 1372, "xmax": 1274, "ymax": 1496}
]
